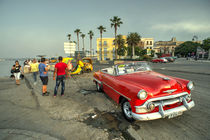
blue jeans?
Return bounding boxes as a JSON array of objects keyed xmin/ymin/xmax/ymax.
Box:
[
  {"xmin": 33, "ymin": 72, "xmax": 38, "ymax": 82},
  {"xmin": 54, "ymin": 75, "xmax": 65, "ymax": 96}
]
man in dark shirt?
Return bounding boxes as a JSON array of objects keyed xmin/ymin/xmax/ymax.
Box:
[{"xmin": 53, "ymin": 56, "xmax": 69, "ymax": 97}]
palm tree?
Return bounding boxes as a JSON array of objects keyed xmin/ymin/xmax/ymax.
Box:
[
  {"xmin": 88, "ymin": 30, "xmax": 94, "ymax": 57},
  {"xmin": 67, "ymin": 34, "xmax": 71, "ymax": 42},
  {"xmin": 97, "ymin": 25, "xmax": 106, "ymax": 60},
  {"xmin": 81, "ymin": 34, "xmax": 85, "ymax": 53},
  {"xmin": 110, "ymin": 16, "xmax": 123, "ymax": 59},
  {"xmin": 74, "ymin": 29, "xmax": 81, "ymax": 51},
  {"xmin": 67, "ymin": 34, "xmax": 71, "ymax": 57},
  {"xmin": 114, "ymin": 34, "xmax": 126, "ymax": 59},
  {"xmin": 127, "ymin": 32, "xmax": 141, "ymax": 59}
]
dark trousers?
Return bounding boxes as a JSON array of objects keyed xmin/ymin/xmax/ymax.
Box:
[{"xmin": 54, "ymin": 75, "xmax": 65, "ymax": 96}]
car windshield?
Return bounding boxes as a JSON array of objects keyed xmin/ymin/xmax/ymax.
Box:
[
  {"xmin": 116, "ymin": 62, "xmax": 151, "ymax": 75},
  {"xmin": 83, "ymin": 59, "xmax": 90, "ymax": 63}
]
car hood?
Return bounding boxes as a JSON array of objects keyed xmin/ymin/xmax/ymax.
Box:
[{"xmin": 117, "ymin": 71, "xmax": 183, "ymax": 96}]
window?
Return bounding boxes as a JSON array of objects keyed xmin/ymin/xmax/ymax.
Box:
[
  {"xmin": 150, "ymin": 47, "xmax": 152, "ymax": 49},
  {"xmin": 150, "ymin": 41, "xmax": 152, "ymax": 45},
  {"xmin": 104, "ymin": 48, "xmax": 107, "ymax": 52},
  {"xmin": 147, "ymin": 41, "xmax": 149, "ymax": 45},
  {"xmin": 99, "ymin": 41, "xmax": 102, "ymax": 45},
  {"xmin": 104, "ymin": 41, "xmax": 107, "ymax": 46}
]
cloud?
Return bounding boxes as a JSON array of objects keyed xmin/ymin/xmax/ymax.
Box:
[{"xmin": 152, "ymin": 22, "xmax": 210, "ymax": 33}]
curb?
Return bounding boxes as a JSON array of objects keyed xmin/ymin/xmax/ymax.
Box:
[{"xmin": 24, "ymin": 76, "xmax": 40, "ymax": 108}]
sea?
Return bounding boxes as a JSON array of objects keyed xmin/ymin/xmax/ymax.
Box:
[{"xmin": 0, "ymin": 60, "xmax": 24, "ymax": 78}]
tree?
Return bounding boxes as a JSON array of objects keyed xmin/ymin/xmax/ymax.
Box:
[
  {"xmin": 67, "ymin": 34, "xmax": 71, "ymax": 42},
  {"xmin": 97, "ymin": 25, "xmax": 106, "ymax": 60},
  {"xmin": 127, "ymin": 46, "xmax": 142, "ymax": 57},
  {"xmin": 175, "ymin": 41, "xmax": 200, "ymax": 56},
  {"xmin": 67, "ymin": 34, "xmax": 71, "ymax": 57},
  {"xmin": 88, "ymin": 30, "xmax": 94, "ymax": 57},
  {"xmin": 139, "ymin": 49, "xmax": 147, "ymax": 56},
  {"xmin": 114, "ymin": 35, "xmax": 126, "ymax": 59},
  {"xmin": 202, "ymin": 37, "xmax": 210, "ymax": 51},
  {"xmin": 74, "ymin": 29, "xmax": 81, "ymax": 51},
  {"xmin": 110, "ymin": 16, "xmax": 123, "ymax": 59},
  {"xmin": 126, "ymin": 32, "xmax": 141, "ymax": 59},
  {"xmin": 81, "ymin": 34, "xmax": 85, "ymax": 53}
]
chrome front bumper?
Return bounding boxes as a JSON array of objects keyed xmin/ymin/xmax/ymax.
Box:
[{"xmin": 132, "ymin": 97, "xmax": 195, "ymax": 121}]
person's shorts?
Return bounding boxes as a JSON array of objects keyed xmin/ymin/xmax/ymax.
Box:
[
  {"xmin": 40, "ymin": 76, "xmax": 48, "ymax": 85},
  {"xmin": 14, "ymin": 72, "xmax": 21, "ymax": 80}
]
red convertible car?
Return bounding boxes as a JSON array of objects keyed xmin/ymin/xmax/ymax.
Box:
[{"xmin": 93, "ymin": 61, "xmax": 195, "ymax": 122}]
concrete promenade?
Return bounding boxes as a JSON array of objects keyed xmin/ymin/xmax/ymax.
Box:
[{"xmin": 0, "ymin": 58, "xmax": 209, "ymax": 140}]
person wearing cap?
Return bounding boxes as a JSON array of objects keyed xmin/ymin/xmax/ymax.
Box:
[
  {"xmin": 39, "ymin": 57, "xmax": 49, "ymax": 96},
  {"xmin": 53, "ymin": 56, "xmax": 69, "ymax": 97}
]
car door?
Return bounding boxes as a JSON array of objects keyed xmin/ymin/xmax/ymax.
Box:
[{"xmin": 102, "ymin": 73, "xmax": 120, "ymax": 103}]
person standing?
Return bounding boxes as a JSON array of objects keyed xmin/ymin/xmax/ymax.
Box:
[
  {"xmin": 12, "ymin": 60, "xmax": 23, "ymax": 85},
  {"xmin": 53, "ymin": 56, "xmax": 69, "ymax": 97},
  {"xmin": 30, "ymin": 59, "xmax": 39, "ymax": 85},
  {"xmin": 39, "ymin": 58, "xmax": 49, "ymax": 96}
]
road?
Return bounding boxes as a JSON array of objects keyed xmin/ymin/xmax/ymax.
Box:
[{"xmin": 0, "ymin": 58, "xmax": 209, "ymax": 140}]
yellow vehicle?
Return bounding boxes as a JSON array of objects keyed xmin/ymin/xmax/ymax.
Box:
[
  {"xmin": 82, "ymin": 57, "xmax": 93, "ymax": 72},
  {"xmin": 62, "ymin": 57, "xmax": 74, "ymax": 64},
  {"xmin": 70, "ymin": 60, "xmax": 84, "ymax": 75},
  {"xmin": 50, "ymin": 57, "xmax": 57, "ymax": 63}
]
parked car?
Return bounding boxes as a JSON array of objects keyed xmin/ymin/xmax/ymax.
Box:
[
  {"xmin": 82, "ymin": 57, "xmax": 93, "ymax": 72},
  {"xmin": 163, "ymin": 57, "xmax": 175, "ymax": 62},
  {"xmin": 151, "ymin": 58, "xmax": 168, "ymax": 63},
  {"xmin": 93, "ymin": 61, "xmax": 195, "ymax": 122}
]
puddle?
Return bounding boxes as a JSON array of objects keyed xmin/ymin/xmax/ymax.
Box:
[{"xmin": 81, "ymin": 109, "xmax": 140, "ymax": 140}]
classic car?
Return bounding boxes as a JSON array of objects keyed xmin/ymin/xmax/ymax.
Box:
[
  {"xmin": 151, "ymin": 58, "xmax": 168, "ymax": 63},
  {"xmin": 93, "ymin": 61, "xmax": 195, "ymax": 122},
  {"xmin": 82, "ymin": 57, "xmax": 93, "ymax": 72},
  {"xmin": 162, "ymin": 57, "xmax": 175, "ymax": 62}
]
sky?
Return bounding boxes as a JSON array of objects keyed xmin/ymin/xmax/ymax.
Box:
[{"xmin": 0, "ymin": 0, "xmax": 210, "ymax": 58}]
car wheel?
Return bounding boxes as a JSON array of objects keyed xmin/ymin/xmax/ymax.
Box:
[
  {"xmin": 96, "ymin": 82, "xmax": 102, "ymax": 92},
  {"xmin": 121, "ymin": 99, "xmax": 135, "ymax": 122}
]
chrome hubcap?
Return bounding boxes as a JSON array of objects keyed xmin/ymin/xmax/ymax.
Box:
[{"xmin": 123, "ymin": 102, "xmax": 132, "ymax": 118}]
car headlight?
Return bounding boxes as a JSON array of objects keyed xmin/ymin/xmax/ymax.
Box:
[
  {"xmin": 187, "ymin": 81, "xmax": 194, "ymax": 90},
  {"xmin": 137, "ymin": 90, "xmax": 148, "ymax": 100}
]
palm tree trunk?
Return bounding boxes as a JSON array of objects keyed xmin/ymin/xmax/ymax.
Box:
[
  {"xmin": 132, "ymin": 45, "xmax": 135, "ymax": 59},
  {"xmin": 101, "ymin": 33, "xmax": 103, "ymax": 61},
  {"xmin": 90, "ymin": 39, "xmax": 92, "ymax": 58},
  {"xmin": 115, "ymin": 27, "xmax": 117, "ymax": 60},
  {"xmin": 82, "ymin": 38, "xmax": 85, "ymax": 54},
  {"xmin": 77, "ymin": 33, "xmax": 79, "ymax": 51},
  {"xmin": 69, "ymin": 39, "xmax": 71, "ymax": 57}
]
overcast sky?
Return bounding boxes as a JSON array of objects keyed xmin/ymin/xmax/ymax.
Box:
[{"xmin": 0, "ymin": 0, "xmax": 210, "ymax": 58}]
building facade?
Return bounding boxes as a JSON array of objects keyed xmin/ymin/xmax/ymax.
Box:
[
  {"xmin": 96, "ymin": 36, "xmax": 154, "ymax": 60},
  {"xmin": 96, "ymin": 35, "xmax": 127, "ymax": 60},
  {"xmin": 154, "ymin": 37, "xmax": 201, "ymax": 56},
  {"xmin": 138, "ymin": 38, "xmax": 154, "ymax": 50},
  {"xmin": 64, "ymin": 42, "xmax": 76, "ymax": 57}
]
